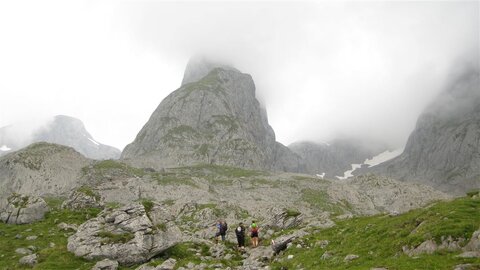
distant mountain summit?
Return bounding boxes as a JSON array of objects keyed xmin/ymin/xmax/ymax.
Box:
[
  {"xmin": 0, "ymin": 115, "xmax": 120, "ymax": 160},
  {"xmin": 122, "ymin": 58, "xmax": 303, "ymax": 171},
  {"xmin": 370, "ymin": 69, "xmax": 480, "ymax": 194}
]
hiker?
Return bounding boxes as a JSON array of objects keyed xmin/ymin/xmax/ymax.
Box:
[
  {"xmin": 214, "ymin": 220, "xmax": 222, "ymax": 243},
  {"xmin": 250, "ymin": 220, "xmax": 259, "ymax": 248},
  {"xmin": 235, "ymin": 222, "xmax": 246, "ymax": 250},
  {"xmin": 214, "ymin": 219, "xmax": 228, "ymax": 243},
  {"xmin": 219, "ymin": 220, "xmax": 228, "ymax": 241}
]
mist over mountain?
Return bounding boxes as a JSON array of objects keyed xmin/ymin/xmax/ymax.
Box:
[
  {"xmin": 367, "ymin": 68, "xmax": 480, "ymax": 194},
  {"xmin": 0, "ymin": 115, "xmax": 120, "ymax": 160},
  {"xmin": 122, "ymin": 58, "xmax": 303, "ymax": 172},
  {"xmin": 289, "ymin": 138, "xmax": 389, "ymax": 178}
]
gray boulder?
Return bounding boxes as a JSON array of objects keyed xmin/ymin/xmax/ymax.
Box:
[
  {"xmin": 91, "ymin": 259, "xmax": 119, "ymax": 270},
  {"xmin": 19, "ymin": 254, "xmax": 37, "ymax": 267},
  {"xmin": 464, "ymin": 228, "xmax": 480, "ymax": 252},
  {"xmin": 265, "ymin": 208, "xmax": 303, "ymax": 229},
  {"xmin": 67, "ymin": 203, "xmax": 182, "ymax": 265},
  {"xmin": 62, "ymin": 189, "xmax": 103, "ymax": 210},
  {"xmin": 0, "ymin": 194, "xmax": 49, "ymax": 224},
  {"xmin": 156, "ymin": 258, "xmax": 177, "ymax": 270}
]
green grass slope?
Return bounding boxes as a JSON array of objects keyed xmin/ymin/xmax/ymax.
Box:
[
  {"xmin": 271, "ymin": 196, "xmax": 480, "ymax": 270},
  {"xmin": 0, "ymin": 198, "xmax": 100, "ymax": 270}
]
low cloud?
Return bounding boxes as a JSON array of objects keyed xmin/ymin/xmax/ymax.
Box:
[{"xmin": 0, "ymin": 1, "xmax": 478, "ymax": 149}]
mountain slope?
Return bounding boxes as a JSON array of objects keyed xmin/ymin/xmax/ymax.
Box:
[
  {"xmin": 0, "ymin": 142, "xmax": 91, "ymax": 200},
  {"xmin": 0, "ymin": 115, "xmax": 121, "ymax": 160},
  {"xmin": 122, "ymin": 59, "xmax": 302, "ymax": 172},
  {"xmin": 289, "ymin": 139, "xmax": 388, "ymax": 178},
  {"xmin": 370, "ymin": 69, "xmax": 480, "ymax": 194}
]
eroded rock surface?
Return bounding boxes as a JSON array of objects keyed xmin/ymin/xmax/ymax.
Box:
[
  {"xmin": 0, "ymin": 194, "xmax": 49, "ymax": 224},
  {"xmin": 67, "ymin": 203, "xmax": 182, "ymax": 265}
]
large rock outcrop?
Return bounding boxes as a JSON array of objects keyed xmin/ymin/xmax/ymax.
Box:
[
  {"xmin": 370, "ymin": 69, "xmax": 480, "ymax": 194},
  {"xmin": 0, "ymin": 194, "xmax": 49, "ymax": 224},
  {"xmin": 67, "ymin": 203, "xmax": 182, "ymax": 265},
  {"xmin": 0, "ymin": 115, "xmax": 121, "ymax": 160},
  {"xmin": 122, "ymin": 58, "xmax": 302, "ymax": 172},
  {"xmin": 0, "ymin": 142, "xmax": 91, "ymax": 199}
]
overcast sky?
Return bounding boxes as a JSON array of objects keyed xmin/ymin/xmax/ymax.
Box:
[{"xmin": 0, "ymin": 1, "xmax": 478, "ymax": 150}]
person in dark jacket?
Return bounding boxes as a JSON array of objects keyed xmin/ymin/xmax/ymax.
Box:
[
  {"xmin": 219, "ymin": 220, "xmax": 228, "ymax": 241},
  {"xmin": 235, "ymin": 222, "xmax": 246, "ymax": 250}
]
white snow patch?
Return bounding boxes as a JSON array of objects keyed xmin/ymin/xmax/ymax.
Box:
[
  {"xmin": 0, "ymin": 145, "xmax": 11, "ymax": 151},
  {"xmin": 88, "ymin": 138, "xmax": 100, "ymax": 146},
  {"xmin": 316, "ymin": 173, "xmax": 326, "ymax": 179},
  {"xmin": 364, "ymin": 148, "xmax": 404, "ymax": 167},
  {"xmin": 336, "ymin": 164, "xmax": 362, "ymax": 180}
]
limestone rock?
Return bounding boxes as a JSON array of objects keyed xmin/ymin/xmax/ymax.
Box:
[
  {"xmin": 19, "ymin": 254, "xmax": 37, "ymax": 267},
  {"xmin": 58, "ymin": 222, "xmax": 79, "ymax": 232},
  {"xmin": 464, "ymin": 228, "xmax": 480, "ymax": 251},
  {"xmin": 403, "ymin": 239, "xmax": 437, "ymax": 256},
  {"xmin": 454, "ymin": 264, "xmax": 477, "ymax": 270},
  {"xmin": 344, "ymin": 254, "xmax": 359, "ymax": 262},
  {"xmin": 156, "ymin": 258, "xmax": 177, "ymax": 270},
  {"xmin": 265, "ymin": 208, "xmax": 303, "ymax": 229},
  {"xmin": 242, "ymin": 246, "xmax": 274, "ymax": 269},
  {"xmin": 15, "ymin": 248, "xmax": 32, "ymax": 255},
  {"xmin": 62, "ymin": 189, "xmax": 103, "ymax": 210},
  {"xmin": 0, "ymin": 194, "xmax": 49, "ymax": 224},
  {"xmin": 67, "ymin": 203, "xmax": 182, "ymax": 265},
  {"xmin": 321, "ymin": 251, "xmax": 333, "ymax": 260},
  {"xmin": 91, "ymin": 259, "xmax": 119, "ymax": 270},
  {"xmin": 457, "ymin": 251, "xmax": 480, "ymax": 258}
]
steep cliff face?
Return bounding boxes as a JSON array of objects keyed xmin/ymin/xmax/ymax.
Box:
[
  {"xmin": 122, "ymin": 59, "xmax": 302, "ymax": 171},
  {"xmin": 289, "ymin": 139, "xmax": 387, "ymax": 178},
  {"xmin": 372, "ymin": 70, "xmax": 480, "ymax": 194},
  {"xmin": 0, "ymin": 115, "xmax": 121, "ymax": 160}
]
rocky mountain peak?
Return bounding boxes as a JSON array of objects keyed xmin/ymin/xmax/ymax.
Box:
[
  {"xmin": 181, "ymin": 56, "xmax": 239, "ymax": 86},
  {"xmin": 0, "ymin": 115, "xmax": 121, "ymax": 160},
  {"xmin": 122, "ymin": 60, "xmax": 302, "ymax": 172}
]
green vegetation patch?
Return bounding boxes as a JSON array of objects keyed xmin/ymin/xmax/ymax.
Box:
[
  {"xmin": 0, "ymin": 200, "xmax": 101, "ymax": 269},
  {"xmin": 271, "ymin": 196, "xmax": 480, "ymax": 270},
  {"xmin": 76, "ymin": 186, "xmax": 101, "ymax": 201},
  {"xmin": 84, "ymin": 160, "xmax": 145, "ymax": 180},
  {"xmin": 284, "ymin": 208, "xmax": 301, "ymax": 218},
  {"xmin": 96, "ymin": 231, "xmax": 135, "ymax": 244},
  {"xmin": 301, "ymin": 189, "xmax": 347, "ymax": 215},
  {"xmin": 152, "ymin": 172, "xmax": 198, "ymax": 188}
]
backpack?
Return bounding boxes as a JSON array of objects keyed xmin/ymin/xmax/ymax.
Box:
[
  {"xmin": 251, "ymin": 223, "xmax": 258, "ymax": 233},
  {"xmin": 235, "ymin": 226, "xmax": 244, "ymax": 237},
  {"xmin": 220, "ymin": 222, "xmax": 228, "ymax": 233}
]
